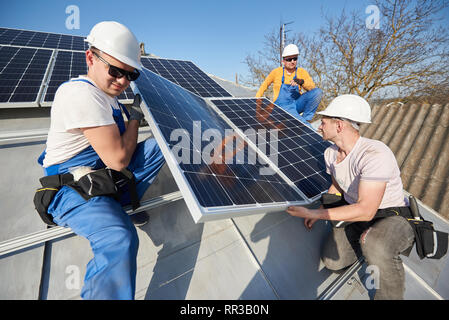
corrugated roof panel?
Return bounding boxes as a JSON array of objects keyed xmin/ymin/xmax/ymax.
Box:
[
  {"xmin": 401, "ymin": 104, "xmax": 439, "ymax": 191},
  {"xmin": 396, "ymin": 104, "xmax": 429, "ymax": 167},
  {"xmin": 404, "ymin": 105, "xmax": 446, "ymax": 196},
  {"xmin": 361, "ymin": 103, "xmax": 449, "ymax": 220},
  {"xmin": 370, "ymin": 104, "xmax": 397, "ymax": 141}
]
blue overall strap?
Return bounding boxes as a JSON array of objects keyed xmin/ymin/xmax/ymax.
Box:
[
  {"xmin": 112, "ymin": 103, "xmax": 127, "ymax": 136},
  {"xmin": 281, "ymin": 67, "xmax": 298, "ymax": 83},
  {"xmin": 69, "ymin": 78, "xmax": 96, "ymax": 87},
  {"xmin": 118, "ymin": 101, "xmax": 131, "ymax": 120}
]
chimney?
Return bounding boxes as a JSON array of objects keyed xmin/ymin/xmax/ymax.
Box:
[{"xmin": 140, "ymin": 42, "xmax": 146, "ymax": 56}]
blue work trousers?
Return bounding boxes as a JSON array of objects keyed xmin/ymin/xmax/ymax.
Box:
[
  {"xmin": 277, "ymin": 88, "xmax": 323, "ymax": 126},
  {"xmin": 48, "ymin": 139, "xmax": 165, "ymax": 299}
]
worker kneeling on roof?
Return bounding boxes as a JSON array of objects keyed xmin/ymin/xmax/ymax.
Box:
[
  {"xmin": 287, "ymin": 94, "xmax": 435, "ymax": 300},
  {"xmin": 35, "ymin": 21, "xmax": 165, "ymax": 299},
  {"xmin": 256, "ymin": 44, "xmax": 322, "ymax": 127}
]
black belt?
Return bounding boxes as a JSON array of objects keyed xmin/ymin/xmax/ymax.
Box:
[
  {"xmin": 34, "ymin": 168, "xmax": 140, "ymax": 226},
  {"xmin": 321, "ymin": 193, "xmax": 448, "ymax": 260}
]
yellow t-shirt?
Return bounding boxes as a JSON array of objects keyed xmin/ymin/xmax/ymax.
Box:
[{"xmin": 256, "ymin": 67, "xmax": 315, "ymax": 102}]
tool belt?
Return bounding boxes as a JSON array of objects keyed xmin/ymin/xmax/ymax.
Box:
[
  {"xmin": 33, "ymin": 168, "xmax": 140, "ymax": 226},
  {"xmin": 321, "ymin": 193, "xmax": 448, "ymax": 260}
]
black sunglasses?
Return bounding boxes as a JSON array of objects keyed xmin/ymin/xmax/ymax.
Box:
[
  {"xmin": 92, "ymin": 51, "xmax": 140, "ymax": 81},
  {"xmin": 284, "ymin": 57, "xmax": 298, "ymax": 62}
]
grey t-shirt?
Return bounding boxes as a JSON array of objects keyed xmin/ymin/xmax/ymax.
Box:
[{"xmin": 324, "ymin": 136, "xmax": 406, "ymax": 208}]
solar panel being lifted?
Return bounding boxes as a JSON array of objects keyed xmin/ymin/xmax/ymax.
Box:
[
  {"xmin": 141, "ymin": 57, "xmax": 232, "ymax": 98},
  {"xmin": 132, "ymin": 67, "xmax": 330, "ymax": 222},
  {"xmin": 209, "ymin": 98, "xmax": 332, "ymax": 198},
  {"xmin": 0, "ymin": 45, "xmax": 52, "ymax": 106}
]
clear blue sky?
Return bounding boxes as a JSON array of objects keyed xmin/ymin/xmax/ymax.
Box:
[{"xmin": 1, "ymin": 0, "xmax": 448, "ymax": 83}]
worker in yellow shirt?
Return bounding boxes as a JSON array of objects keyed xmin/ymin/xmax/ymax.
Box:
[{"xmin": 256, "ymin": 44, "xmax": 322, "ymax": 127}]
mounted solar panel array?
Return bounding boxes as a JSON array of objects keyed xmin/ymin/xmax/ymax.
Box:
[
  {"xmin": 0, "ymin": 45, "xmax": 53, "ymax": 106},
  {"xmin": 0, "ymin": 28, "xmax": 231, "ymax": 108},
  {"xmin": 132, "ymin": 67, "xmax": 332, "ymax": 222},
  {"xmin": 141, "ymin": 57, "xmax": 231, "ymax": 98},
  {"xmin": 0, "ymin": 27, "xmax": 137, "ymax": 107},
  {"xmin": 0, "ymin": 27, "xmax": 88, "ymax": 51},
  {"xmin": 41, "ymin": 50, "xmax": 87, "ymax": 104}
]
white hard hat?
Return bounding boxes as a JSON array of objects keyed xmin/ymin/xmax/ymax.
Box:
[
  {"xmin": 317, "ymin": 94, "xmax": 372, "ymax": 123},
  {"xmin": 282, "ymin": 44, "xmax": 299, "ymax": 57},
  {"xmin": 85, "ymin": 21, "xmax": 142, "ymax": 70}
]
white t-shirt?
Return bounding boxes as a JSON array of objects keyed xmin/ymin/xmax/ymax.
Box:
[
  {"xmin": 324, "ymin": 136, "xmax": 406, "ymax": 208},
  {"xmin": 43, "ymin": 75, "xmax": 121, "ymax": 167}
]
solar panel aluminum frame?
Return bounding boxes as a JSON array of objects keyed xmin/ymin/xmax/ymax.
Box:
[
  {"xmin": 206, "ymin": 96, "xmax": 327, "ymax": 204},
  {"xmin": 131, "ymin": 75, "xmax": 312, "ymax": 223},
  {"xmin": 39, "ymin": 49, "xmax": 69, "ymax": 107},
  {"xmin": 37, "ymin": 49, "xmax": 59, "ymax": 107},
  {"xmin": 115, "ymin": 87, "xmax": 135, "ymax": 105},
  {"xmin": 0, "ymin": 46, "xmax": 55, "ymax": 108}
]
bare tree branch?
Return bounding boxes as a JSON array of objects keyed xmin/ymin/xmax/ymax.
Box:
[{"xmin": 243, "ymin": 0, "xmax": 449, "ymax": 105}]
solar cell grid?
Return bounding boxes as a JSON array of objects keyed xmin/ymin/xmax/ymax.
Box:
[
  {"xmin": 0, "ymin": 45, "xmax": 52, "ymax": 104},
  {"xmin": 134, "ymin": 67, "xmax": 306, "ymax": 217},
  {"xmin": 209, "ymin": 98, "xmax": 332, "ymax": 198},
  {"xmin": 117, "ymin": 87, "xmax": 135, "ymax": 102},
  {"xmin": 39, "ymin": 48, "xmax": 133, "ymax": 103},
  {"xmin": 43, "ymin": 51, "xmax": 87, "ymax": 102},
  {"xmin": 0, "ymin": 27, "xmax": 88, "ymax": 51},
  {"xmin": 0, "ymin": 27, "xmax": 134, "ymax": 105},
  {"xmin": 140, "ymin": 57, "xmax": 232, "ymax": 98}
]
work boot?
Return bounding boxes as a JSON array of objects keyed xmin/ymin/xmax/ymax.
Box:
[{"xmin": 130, "ymin": 211, "xmax": 149, "ymax": 227}]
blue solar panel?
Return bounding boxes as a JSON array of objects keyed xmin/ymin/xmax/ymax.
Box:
[
  {"xmin": 117, "ymin": 87, "xmax": 134, "ymax": 102},
  {"xmin": 209, "ymin": 98, "xmax": 332, "ymax": 198},
  {"xmin": 42, "ymin": 50, "xmax": 86, "ymax": 102},
  {"xmin": 0, "ymin": 45, "xmax": 52, "ymax": 105},
  {"xmin": 133, "ymin": 67, "xmax": 305, "ymax": 219},
  {"xmin": 141, "ymin": 57, "xmax": 232, "ymax": 98},
  {"xmin": 0, "ymin": 27, "xmax": 88, "ymax": 51},
  {"xmin": 2, "ymin": 28, "xmax": 233, "ymax": 107},
  {"xmin": 39, "ymin": 50, "xmax": 134, "ymax": 104}
]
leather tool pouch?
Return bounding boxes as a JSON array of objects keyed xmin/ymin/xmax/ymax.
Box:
[
  {"xmin": 411, "ymin": 219, "xmax": 448, "ymax": 260},
  {"xmin": 33, "ymin": 187, "xmax": 59, "ymax": 226}
]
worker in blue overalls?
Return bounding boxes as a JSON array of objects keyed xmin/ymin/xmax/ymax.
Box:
[
  {"xmin": 256, "ymin": 44, "xmax": 323, "ymax": 127},
  {"xmin": 37, "ymin": 21, "xmax": 165, "ymax": 299}
]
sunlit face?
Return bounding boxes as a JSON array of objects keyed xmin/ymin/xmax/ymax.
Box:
[
  {"xmin": 86, "ymin": 49, "xmax": 134, "ymax": 97},
  {"xmin": 283, "ymin": 55, "xmax": 298, "ymax": 70},
  {"xmin": 318, "ymin": 117, "xmax": 338, "ymax": 141}
]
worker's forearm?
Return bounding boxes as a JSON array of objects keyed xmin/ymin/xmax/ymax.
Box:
[
  {"xmin": 299, "ymin": 70, "xmax": 315, "ymax": 91},
  {"xmin": 315, "ymin": 203, "xmax": 376, "ymax": 222},
  {"xmin": 256, "ymin": 84, "xmax": 267, "ymax": 97},
  {"xmin": 256, "ymin": 74, "xmax": 274, "ymax": 97},
  {"xmin": 302, "ymin": 80, "xmax": 315, "ymax": 92},
  {"xmin": 118, "ymin": 119, "xmax": 139, "ymax": 169}
]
